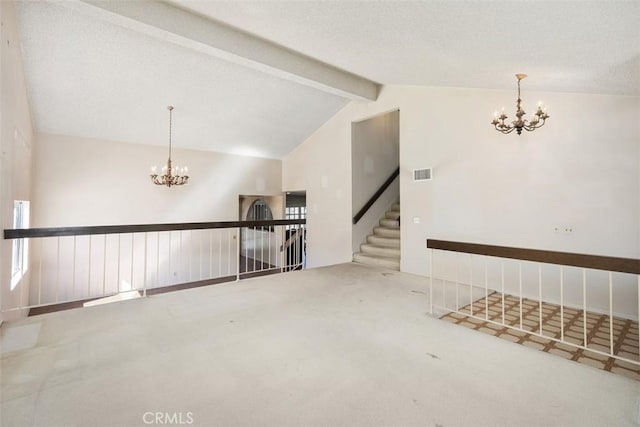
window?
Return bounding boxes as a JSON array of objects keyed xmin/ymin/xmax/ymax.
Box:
[
  {"xmin": 246, "ymin": 199, "xmax": 274, "ymax": 231},
  {"xmin": 246, "ymin": 199, "xmax": 274, "ymax": 222},
  {"xmin": 285, "ymin": 206, "xmax": 306, "ymax": 230},
  {"xmin": 11, "ymin": 200, "xmax": 30, "ymax": 290}
]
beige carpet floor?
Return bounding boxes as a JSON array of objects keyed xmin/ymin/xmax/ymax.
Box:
[{"xmin": 3, "ymin": 264, "xmax": 639, "ymax": 426}]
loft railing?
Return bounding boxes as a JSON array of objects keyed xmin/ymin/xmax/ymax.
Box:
[
  {"xmin": 352, "ymin": 167, "xmax": 399, "ymax": 224},
  {"xmin": 427, "ymin": 239, "xmax": 639, "ymax": 274},
  {"xmin": 426, "ymin": 238, "xmax": 640, "ymax": 368},
  {"xmin": 3, "ymin": 219, "xmax": 303, "ymax": 239},
  {"xmin": 3, "ymin": 219, "xmax": 306, "ymax": 314}
]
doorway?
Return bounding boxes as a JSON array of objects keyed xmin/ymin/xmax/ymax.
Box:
[
  {"xmin": 351, "ymin": 109, "xmax": 400, "ymax": 254},
  {"xmin": 284, "ymin": 191, "xmax": 306, "ymax": 271},
  {"xmin": 238, "ymin": 194, "xmax": 283, "ymax": 276}
]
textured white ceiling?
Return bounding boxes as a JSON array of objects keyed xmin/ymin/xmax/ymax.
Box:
[
  {"xmin": 171, "ymin": 0, "xmax": 640, "ymax": 95},
  {"xmin": 14, "ymin": 1, "xmax": 640, "ymax": 159},
  {"xmin": 14, "ymin": 1, "xmax": 349, "ymax": 158}
]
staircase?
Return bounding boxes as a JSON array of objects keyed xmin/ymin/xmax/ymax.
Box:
[{"xmin": 353, "ymin": 202, "xmax": 401, "ymax": 270}]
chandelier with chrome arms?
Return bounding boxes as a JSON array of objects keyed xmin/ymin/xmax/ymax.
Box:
[
  {"xmin": 150, "ymin": 106, "xmax": 189, "ymax": 187},
  {"xmin": 491, "ymin": 74, "xmax": 549, "ymax": 135}
]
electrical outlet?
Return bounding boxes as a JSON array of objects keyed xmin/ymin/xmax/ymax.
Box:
[{"xmin": 554, "ymin": 226, "xmax": 573, "ymax": 234}]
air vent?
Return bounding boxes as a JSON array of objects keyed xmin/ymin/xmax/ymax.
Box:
[{"xmin": 413, "ymin": 168, "xmax": 432, "ymax": 181}]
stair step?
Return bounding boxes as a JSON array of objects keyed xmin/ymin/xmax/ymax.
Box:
[
  {"xmin": 353, "ymin": 252, "xmax": 400, "ymax": 270},
  {"xmin": 379, "ymin": 218, "xmax": 399, "ymax": 228},
  {"xmin": 353, "ymin": 200, "xmax": 401, "ymax": 272},
  {"xmin": 373, "ymin": 227, "xmax": 400, "ymax": 238},
  {"xmin": 360, "ymin": 243, "xmax": 400, "ymax": 258},
  {"xmin": 385, "ymin": 210, "xmax": 400, "ymax": 220},
  {"xmin": 366, "ymin": 235, "xmax": 400, "ymax": 248}
]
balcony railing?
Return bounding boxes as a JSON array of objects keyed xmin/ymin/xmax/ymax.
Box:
[
  {"xmin": 426, "ymin": 239, "xmax": 640, "ymax": 368},
  {"xmin": 3, "ymin": 219, "xmax": 306, "ymax": 314}
]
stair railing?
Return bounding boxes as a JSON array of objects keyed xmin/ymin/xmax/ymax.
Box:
[
  {"xmin": 280, "ymin": 226, "xmax": 304, "ymax": 252},
  {"xmin": 352, "ymin": 167, "xmax": 400, "ymax": 224},
  {"xmin": 426, "ymin": 238, "xmax": 640, "ymax": 367}
]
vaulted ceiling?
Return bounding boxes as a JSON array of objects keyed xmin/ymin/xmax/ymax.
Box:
[{"xmin": 15, "ymin": 0, "xmax": 640, "ymax": 158}]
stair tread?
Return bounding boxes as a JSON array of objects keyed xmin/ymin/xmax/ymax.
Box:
[
  {"xmin": 368, "ymin": 235, "xmax": 400, "ymax": 241},
  {"xmin": 367, "ymin": 235, "xmax": 400, "ymax": 246},
  {"xmin": 361, "ymin": 242, "xmax": 399, "ymax": 247},
  {"xmin": 353, "ymin": 253, "xmax": 400, "ymax": 270},
  {"xmin": 385, "ymin": 211, "xmax": 401, "ymax": 219},
  {"xmin": 379, "ymin": 218, "xmax": 400, "ymax": 228},
  {"xmin": 354, "ymin": 201, "xmax": 401, "ymax": 271},
  {"xmin": 373, "ymin": 227, "xmax": 400, "ymax": 238},
  {"xmin": 360, "ymin": 243, "xmax": 400, "ymax": 258},
  {"xmin": 354, "ymin": 252, "xmax": 400, "ymax": 261}
]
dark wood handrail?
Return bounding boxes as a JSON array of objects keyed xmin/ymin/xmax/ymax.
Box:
[
  {"xmin": 4, "ymin": 219, "xmax": 306, "ymax": 240},
  {"xmin": 352, "ymin": 167, "xmax": 399, "ymax": 225},
  {"xmin": 426, "ymin": 239, "xmax": 640, "ymax": 275}
]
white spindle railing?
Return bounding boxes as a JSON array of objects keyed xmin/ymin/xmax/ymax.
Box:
[
  {"xmin": 427, "ymin": 239, "xmax": 640, "ymax": 368},
  {"xmin": 2, "ymin": 219, "xmax": 306, "ymax": 314}
]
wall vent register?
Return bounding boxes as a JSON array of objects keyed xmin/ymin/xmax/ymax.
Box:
[{"xmin": 413, "ymin": 168, "xmax": 432, "ymax": 181}]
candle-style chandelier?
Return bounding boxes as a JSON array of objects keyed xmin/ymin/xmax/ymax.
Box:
[
  {"xmin": 491, "ymin": 74, "xmax": 549, "ymax": 135},
  {"xmin": 150, "ymin": 106, "xmax": 189, "ymax": 187}
]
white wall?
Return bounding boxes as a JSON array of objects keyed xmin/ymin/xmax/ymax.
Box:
[
  {"xmin": 397, "ymin": 86, "xmax": 639, "ymax": 272},
  {"xmin": 1, "ymin": 0, "xmax": 35, "ymax": 320},
  {"xmin": 32, "ymin": 133, "xmax": 282, "ymax": 226},
  {"xmin": 283, "ymin": 85, "xmax": 639, "ymax": 315},
  {"xmin": 351, "ymin": 110, "xmax": 399, "ymax": 213},
  {"xmin": 282, "ymin": 105, "xmax": 353, "ymax": 268},
  {"xmin": 21, "ymin": 133, "xmax": 282, "ymax": 308}
]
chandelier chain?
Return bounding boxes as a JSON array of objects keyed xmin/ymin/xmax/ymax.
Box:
[{"xmin": 168, "ymin": 105, "xmax": 173, "ymax": 160}]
